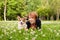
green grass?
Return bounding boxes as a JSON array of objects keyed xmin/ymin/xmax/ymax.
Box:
[{"xmin": 0, "ymin": 21, "xmax": 60, "ymax": 40}]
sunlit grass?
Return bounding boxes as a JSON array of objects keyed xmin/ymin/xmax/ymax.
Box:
[{"xmin": 0, "ymin": 21, "xmax": 60, "ymax": 40}]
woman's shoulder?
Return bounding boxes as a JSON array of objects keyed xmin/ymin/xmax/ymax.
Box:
[{"xmin": 36, "ymin": 18, "xmax": 41, "ymax": 22}]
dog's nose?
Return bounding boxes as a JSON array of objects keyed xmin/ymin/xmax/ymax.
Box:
[{"xmin": 21, "ymin": 22, "xmax": 23, "ymax": 25}]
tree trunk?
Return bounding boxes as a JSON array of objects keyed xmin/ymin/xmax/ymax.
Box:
[
  {"xmin": 47, "ymin": 16, "xmax": 49, "ymax": 20},
  {"xmin": 56, "ymin": 9, "xmax": 59, "ymax": 20},
  {"xmin": 50, "ymin": 15, "xmax": 54, "ymax": 20},
  {"xmin": 4, "ymin": 0, "xmax": 7, "ymax": 21},
  {"xmin": 56, "ymin": 13, "xmax": 59, "ymax": 20}
]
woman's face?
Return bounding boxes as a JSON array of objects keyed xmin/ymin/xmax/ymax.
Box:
[
  {"xmin": 28, "ymin": 12, "xmax": 38, "ymax": 24},
  {"xmin": 28, "ymin": 15, "xmax": 36, "ymax": 24}
]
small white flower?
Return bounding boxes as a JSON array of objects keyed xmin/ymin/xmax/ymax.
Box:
[
  {"xmin": 48, "ymin": 28, "xmax": 51, "ymax": 30},
  {"xmin": 10, "ymin": 36, "xmax": 12, "ymax": 39},
  {"xmin": 19, "ymin": 30, "xmax": 21, "ymax": 33},
  {"xmin": 54, "ymin": 30, "xmax": 57, "ymax": 33},
  {"xmin": 56, "ymin": 33, "xmax": 59, "ymax": 36},
  {"xmin": 5, "ymin": 27, "xmax": 9, "ymax": 29},
  {"xmin": 48, "ymin": 28, "xmax": 52, "ymax": 32},
  {"xmin": 26, "ymin": 33, "xmax": 29, "ymax": 35},
  {"xmin": 0, "ymin": 36, "xmax": 2, "ymax": 39},
  {"xmin": 10, "ymin": 31, "xmax": 13, "ymax": 34},
  {"xmin": 42, "ymin": 34, "xmax": 46, "ymax": 37},
  {"xmin": 0, "ymin": 8, "xmax": 1, "ymax": 9},
  {"xmin": 54, "ymin": 26, "xmax": 56, "ymax": 27},
  {"xmin": 30, "ymin": 31, "xmax": 35, "ymax": 35},
  {"xmin": 4, "ymin": 30, "xmax": 7, "ymax": 35},
  {"xmin": 0, "ymin": 34, "xmax": 3, "ymax": 39},
  {"xmin": 13, "ymin": 29, "xmax": 16, "ymax": 32},
  {"xmin": 6, "ymin": 32, "xmax": 9, "ymax": 35},
  {"xmin": 31, "ymin": 29, "xmax": 34, "ymax": 31},
  {"xmin": 58, "ymin": 30, "xmax": 60, "ymax": 32},
  {"xmin": 25, "ymin": 37, "xmax": 28, "ymax": 40},
  {"xmin": 1, "ymin": 26, "xmax": 4, "ymax": 28},
  {"xmin": 38, "ymin": 29, "xmax": 41, "ymax": 31},
  {"xmin": 41, "ymin": 31, "xmax": 43, "ymax": 34},
  {"xmin": 1, "ymin": 34, "xmax": 4, "ymax": 37},
  {"xmin": 23, "ymin": 33, "xmax": 25, "ymax": 35},
  {"xmin": 32, "ymin": 37, "xmax": 36, "ymax": 40},
  {"xmin": 35, "ymin": 35, "xmax": 38, "ymax": 37}
]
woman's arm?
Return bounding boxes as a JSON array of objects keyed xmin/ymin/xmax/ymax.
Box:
[
  {"xmin": 36, "ymin": 18, "xmax": 41, "ymax": 29},
  {"xmin": 26, "ymin": 21, "xmax": 31, "ymax": 29}
]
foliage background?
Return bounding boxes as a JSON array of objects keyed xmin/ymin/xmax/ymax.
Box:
[{"xmin": 0, "ymin": 0, "xmax": 60, "ymax": 20}]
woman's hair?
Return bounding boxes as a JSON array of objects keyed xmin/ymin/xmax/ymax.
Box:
[
  {"xmin": 28, "ymin": 11, "xmax": 38, "ymax": 19},
  {"xmin": 26, "ymin": 11, "xmax": 41, "ymax": 29}
]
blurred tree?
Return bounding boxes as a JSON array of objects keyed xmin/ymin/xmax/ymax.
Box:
[
  {"xmin": 4, "ymin": 0, "xmax": 7, "ymax": 21},
  {"xmin": 0, "ymin": 0, "xmax": 60, "ymax": 20},
  {"xmin": 56, "ymin": 0, "xmax": 60, "ymax": 20},
  {"xmin": 0, "ymin": 0, "xmax": 4, "ymax": 20},
  {"xmin": 49, "ymin": 0, "xmax": 60, "ymax": 20}
]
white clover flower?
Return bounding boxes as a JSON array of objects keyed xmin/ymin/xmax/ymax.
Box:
[
  {"xmin": 56, "ymin": 33, "xmax": 59, "ymax": 36},
  {"xmin": 30, "ymin": 31, "xmax": 35, "ymax": 35},
  {"xmin": 31, "ymin": 29, "xmax": 34, "ymax": 31},
  {"xmin": 4, "ymin": 30, "xmax": 7, "ymax": 35},
  {"xmin": 48, "ymin": 28, "xmax": 51, "ymax": 30},
  {"xmin": 10, "ymin": 31, "xmax": 13, "ymax": 33},
  {"xmin": 42, "ymin": 34, "xmax": 46, "ymax": 37},
  {"xmin": 27, "ymin": 33, "xmax": 30, "ymax": 35},
  {"xmin": 38, "ymin": 29, "xmax": 41, "ymax": 31},
  {"xmin": 35, "ymin": 35, "xmax": 38, "ymax": 37},
  {"xmin": 0, "ymin": 36, "xmax": 2, "ymax": 39},
  {"xmin": 58, "ymin": 30, "xmax": 60, "ymax": 32},
  {"xmin": 0, "ymin": 8, "xmax": 1, "ymax": 9},
  {"xmin": 54, "ymin": 26, "xmax": 56, "ymax": 27},
  {"xmin": 23, "ymin": 33, "xmax": 25, "ymax": 35},
  {"xmin": 10, "ymin": 36, "xmax": 12, "ymax": 39},
  {"xmin": 41, "ymin": 31, "xmax": 43, "ymax": 34},
  {"xmin": 32, "ymin": 37, "xmax": 36, "ymax": 40},
  {"xmin": 6, "ymin": 32, "xmax": 9, "ymax": 35},
  {"xmin": 0, "ymin": 34, "xmax": 4, "ymax": 38},
  {"xmin": 5, "ymin": 27, "xmax": 8, "ymax": 29},
  {"xmin": 1, "ymin": 34, "xmax": 4, "ymax": 37},
  {"xmin": 25, "ymin": 37, "xmax": 28, "ymax": 40},
  {"xmin": 13, "ymin": 29, "xmax": 16, "ymax": 32},
  {"xmin": 19, "ymin": 30, "xmax": 21, "ymax": 33},
  {"xmin": 1, "ymin": 26, "xmax": 4, "ymax": 28},
  {"xmin": 7, "ymin": 28, "xmax": 10, "ymax": 30},
  {"xmin": 48, "ymin": 28, "xmax": 52, "ymax": 32},
  {"xmin": 54, "ymin": 30, "xmax": 57, "ymax": 33}
]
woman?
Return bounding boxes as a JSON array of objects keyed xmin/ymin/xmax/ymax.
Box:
[{"xmin": 26, "ymin": 11, "xmax": 41, "ymax": 29}]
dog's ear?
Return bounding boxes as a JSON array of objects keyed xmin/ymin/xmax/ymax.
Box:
[
  {"xmin": 17, "ymin": 16, "xmax": 21, "ymax": 21},
  {"xmin": 22, "ymin": 18, "xmax": 26, "ymax": 22}
]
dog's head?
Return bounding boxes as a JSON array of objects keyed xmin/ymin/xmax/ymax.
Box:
[{"xmin": 19, "ymin": 18, "xmax": 26, "ymax": 25}]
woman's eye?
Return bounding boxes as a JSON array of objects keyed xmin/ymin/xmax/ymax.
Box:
[{"xmin": 32, "ymin": 17, "xmax": 34, "ymax": 18}]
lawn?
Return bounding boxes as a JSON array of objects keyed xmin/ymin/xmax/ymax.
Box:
[{"xmin": 0, "ymin": 21, "xmax": 60, "ymax": 40}]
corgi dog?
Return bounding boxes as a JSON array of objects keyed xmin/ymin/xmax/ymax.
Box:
[{"xmin": 17, "ymin": 16, "xmax": 27, "ymax": 30}]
